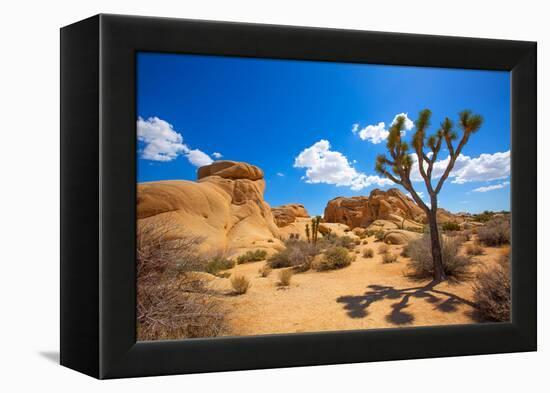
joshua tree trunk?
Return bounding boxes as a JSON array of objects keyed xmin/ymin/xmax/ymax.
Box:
[{"xmin": 427, "ymin": 200, "xmax": 446, "ymax": 282}]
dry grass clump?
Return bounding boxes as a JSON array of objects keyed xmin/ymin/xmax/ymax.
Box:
[
  {"xmin": 230, "ymin": 275, "xmax": 251, "ymax": 295},
  {"xmin": 236, "ymin": 249, "xmax": 268, "ymax": 264},
  {"xmin": 473, "ymin": 250, "xmax": 510, "ymax": 321},
  {"xmin": 377, "ymin": 243, "xmax": 389, "ymax": 255},
  {"xmin": 205, "ymin": 253, "xmax": 235, "ymax": 275},
  {"xmin": 465, "ymin": 242, "xmax": 484, "ymax": 256},
  {"xmin": 382, "ymin": 252, "xmax": 398, "ymax": 264},
  {"xmin": 316, "ymin": 246, "xmax": 353, "ymax": 271},
  {"xmin": 136, "ymin": 220, "xmax": 227, "ymax": 340},
  {"xmin": 259, "ymin": 264, "xmax": 272, "ymax": 277},
  {"xmin": 362, "ymin": 240, "xmax": 368, "ymax": 245},
  {"xmin": 477, "ymin": 218, "xmax": 510, "ymax": 246},
  {"xmin": 406, "ymin": 234, "xmax": 473, "ymax": 281},
  {"xmin": 442, "ymin": 221, "xmax": 461, "ymax": 231},
  {"xmin": 277, "ymin": 269, "xmax": 293, "ymax": 287},
  {"xmin": 363, "ymin": 248, "xmax": 374, "ymax": 258},
  {"xmin": 267, "ymin": 240, "xmax": 318, "ymax": 270}
]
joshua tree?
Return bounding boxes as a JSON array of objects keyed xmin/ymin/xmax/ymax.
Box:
[
  {"xmin": 311, "ymin": 216, "xmax": 321, "ymax": 245},
  {"xmin": 375, "ymin": 109, "xmax": 483, "ymax": 282},
  {"xmin": 305, "ymin": 224, "xmax": 311, "ymax": 244}
]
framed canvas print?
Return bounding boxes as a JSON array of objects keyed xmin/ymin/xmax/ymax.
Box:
[{"xmin": 60, "ymin": 14, "xmax": 536, "ymax": 379}]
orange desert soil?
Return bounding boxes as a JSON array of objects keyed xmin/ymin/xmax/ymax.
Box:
[{"xmin": 208, "ymin": 238, "xmax": 507, "ymax": 337}]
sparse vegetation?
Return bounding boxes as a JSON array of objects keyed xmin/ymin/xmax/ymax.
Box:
[
  {"xmin": 465, "ymin": 242, "xmax": 484, "ymax": 256},
  {"xmin": 338, "ymin": 235, "xmax": 355, "ymax": 250},
  {"xmin": 477, "ymin": 218, "xmax": 510, "ymax": 246},
  {"xmin": 136, "ymin": 220, "xmax": 226, "ymax": 340},
  {"xmin": 473, "ymin": 250, "xmax": 510, "ymax": 321},
  {"xmin": 362, "ymin": 239, "xmax": 368, "ymax": 245},
  {"xmin": 377, "ymin": 243, "xmax": 389, "ymax": 255},
  {"xmin": 205, "ymin": 254, "xmax": 235, "ymax": 275},
  {"xmin": 382, "ymin": 252, "xmax": 398, "ymax": 264},
  {"xmin": 406, "ymin": 234, "xmax": 473, "ymax": 281},
  {"xmin": 267, "ymin": 240, "xmax": 318, "ymax": 270},
  {"xmin": 259, "ymin": 264, "xmax": 272, "ymax": 277},
  {"xmin": 442, "ymin": 221, "xmax": 461, "ymax": 231},
  {"xmin": 363, "ymin": 248, "xmax": 374, "ymax": 258},
  {"xmin": 231, "ymin": 275, "xmax": 251, "ymax": 294},
  {"xmin": 236, "ymin": 249, "xmax": 268, "ymax": 264},
  {"xmin": 277, "ymin": 269, "xmax": 293, "ymax": 286},
  {"xmin": 316, "ymin": 246, "xmax": 353, "ymax": 271}
]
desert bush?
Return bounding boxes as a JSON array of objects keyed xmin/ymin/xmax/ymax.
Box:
[
  {"xmin": 354, "ymin": 238, "xmax": 361, "ymax": 245},
  {"xmin": 382, "ymin": 252, "xmax": 398, "ymax": 264},
  {"xmin": 465, "ymin": 242, "xmax": 484, "ymax": 256},
  {"xmin": 363, "ymin": 248, "xmax": 374, "ymax": 258},
  {"xmin": 373, "ymin": 230, "xmax": 386, "ymax": 241},
  {"xmin": 259, "ymin": 264, "xmax": 272, "ymax": 277},
  {"xmin": 205, "ymin": 255, "xmax": 235, "ymax": 275},
  {"xmin": 277, "ymin": 269, "xmax": 293, "ymax": 286},
  {"xmin": 268, "ymin": 240, "xmax": 317, "ymax": 270},
  {"xmin": 236, "ymin": 249, "xmax": 268, "ymax": 264},
  {"xmin": 377, "ymin": 243, "xmax": 389, "ymax": 255},
  {"xmin": 477, "ymin": 218, "xmax": 510, "ymax": 246},
  {"xmin": 316, "ymin": 246, "xmax": 353, "ymax": 271},
  {"xmin": 362, "ymin": 239, "xmax": 368, "ymax": 245},
  {"xmin": 442, "ymin": 221, "xmax": 461, "ymax": 231},
  {"xmin": 472, "ymin": 210, "xmax": 494, "ymax": 223},
  {"xmin": 473, "ymin": 251, "xmax": 510, "ymax": 321},
  {"xmin": 136, "ymin": 220, "xmax": 226, "ymax": 340},
  {"xmin": 406, "ymin": 234, "xmax": 473, "ymax": 281},
  {"xmin": 338, "ymin": 235, "xmax": 355, "ymax": 249},
  {"xmin": 230, "ymin": 275, "xmax": 251, "ymax": 294}
]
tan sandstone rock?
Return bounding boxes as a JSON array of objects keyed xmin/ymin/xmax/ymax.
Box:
[
  {"xmin": 137, "ymin": 160, "xmax": 283, "ymax": 257},
  {"xmin": 383, "ymin": 230, "xmax": 421, "ymax": 245},
  {"xmin": 271, "ymin": 203, "xmax": 309, "ymax": 227}
]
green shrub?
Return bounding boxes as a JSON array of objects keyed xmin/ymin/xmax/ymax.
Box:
[
  {"xmin": 267, "ymin": 240, "xmax": 317, "ymax": 270},
  {"xmin": 277, "ymin": 269, "xmax": 293, "ymax": 286},
  {"xmin": 473, "ymin": 251, "xmax": 510, "ymax": 321},
  {"xmin": 442, "ymin": 221, "xmax": 461, "ymax": 231},
  {"xmin": 382, "ymin": 252, "xmax": 398, "ymax": 264},
  {"xmin": 363, "ymin": 248, "xmax": 374, "ymax": 258},
  {"xmin": 477, "ymin": 218, "xmax": 510, "ymax": 246},
  {"xmin": 406, "ymin": 235, "xmax": 473, "ymax": 281},
  {"xmin": 236, "ymin": 249, "xmax": 268, "ymax": 264},
  {"xmin": 338, "ymin": 235, "xmax": 355, "ymax": 249},
  {"xmin": 317, "ymin": 247, "xmax": 353, "ymax": 271},
  {"xmin": 205, "ymin": 255, "xmax": 235, "ymax": 275},
  {"xmin": 230, "ymin": 275, "xmax": 250, "ymax": 294}
]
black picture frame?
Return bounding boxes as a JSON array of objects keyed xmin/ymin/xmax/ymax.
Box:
[{"xmin": 60, "ymin": 14, "xmax": 537, "ymax": 379}]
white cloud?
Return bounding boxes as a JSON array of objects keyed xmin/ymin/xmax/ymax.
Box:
[
  {"xmin": 410, "ymin": 151, "xmax": 510, "ymax": 184},
  {"xmin": 405, "ymin": 191, "xmax": 424, "ymax": 199},
  {"xmin": 294, "ymin": 139, "xmax": 393, "ymax": 191},
  {"xmin": 355, "ymin": 113, "xmax": 414, "ymax": 144},
  {"xmin": 276, "ymin": 172, "xmax": 285, "ymax": 177},
  {"xmin": 137, "ymin": 116, "xmax": 213, "ymax": 167},
  {"xmin": 473, "ymin": 181, "xmax": 510, "ymax": 193},
  {"xmin": 358, "ymin": 122, "xmax": 389, "ymax": 144},
  {"xmin": 391, "ymin": 113, "xmax": 414, "ymax": 132},
  {"xmin": 212, "ymin": 152, "xmax": 223, "ymax": 159}
]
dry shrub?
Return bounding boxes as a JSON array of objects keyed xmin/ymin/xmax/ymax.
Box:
[
  {"xmin": 465, "ymin": 242, "xmax": 484, "ymax": 256},
  {"xmin": 362, "ymin": 240, "xmax": 368, "ymax": 245},
  {"xmin": 363, "ymin": 248, "xmax": 374, "ymax": 258},
  {"xmin": 317, "ymin": 246, "xmax": 353, "ymax": 271},
  {"xmin": 236, "ymin": 249, "xmax": 268, "ymax": 264},
  {"xmin": 406, "ymin": 234, "xmax": 473, "ymax": 281},
  {"xmin": 136, "ymin": 220, "xmax": 227, "ymax": 340},
  {"xmin": 337, "ymin": 235, "xmax": 355, "ymax": 250},
  {"xmin": 259, "ymin": 264, "xmax": 272, "ymax": 277},
  {"xmin": 378, "ymin": 243, "xmax": 389, "ymax": 255},
  {"xmin": 477, "ymin": 218, "xmax": 510, "ymax": 246},
  {"xmin": 230, "ymin": 275, "xmax": 250, "ymax": 294},
  {"xmin": 205, "ymin": 253, "xmax": 235, "ymax": 275},
  {"xmin": 473, "ymin": 250, "xmax": 510, "ymax": 321},
  {"xmin": 277, "ymin": 269, "xmax": 293, "ymax": 286},
  {"xmin": 442, "ymin": 221, "xmax": 461, "ymax": 231},
  {"xmin": 268, "ymin": 240, "xmax": 317, "ymax": 270},
  {"xmin": 382, "ymin": 252, "xmax": 398, "ymax": 264}
]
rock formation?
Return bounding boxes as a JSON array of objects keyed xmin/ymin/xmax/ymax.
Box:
[
  {"xmin": 271, "ymin": 203, "xmax": 309, "ymax": 227},
  {"xmin": 324, "ymin": 188, "xmax": 425, "ymax": 228},
  {"xmin": 137, "ymin": 160, "xmax": 283, "ymax": 257}
]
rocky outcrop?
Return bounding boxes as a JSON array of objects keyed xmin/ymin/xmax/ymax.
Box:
[
  {"xmin": 137, "ymin": 161, "xmax": 283, "ymax": 257},
  {"xmin": 323, "ymin": 188, "xmax": 425, "ymax": 229},
  {"xmin": 271, "ymin": 203, "xmax": 309, "ymax": 227},
  {"xmin": 384, "ymin": 230, "xmax": 421, "ymax": 245}
]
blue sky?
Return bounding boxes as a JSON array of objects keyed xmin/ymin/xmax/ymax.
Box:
[{"xmin": 137, "ymin": 52, "xmax": 510, "ymax": 216}]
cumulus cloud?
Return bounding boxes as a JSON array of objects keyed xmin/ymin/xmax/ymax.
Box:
[
  {"xmin": 410, "ymin": 151, "xmax": 510, "ymax": 184},
  {"xmin": 473, "ymin": 181, "xmax": 510, "ymax": 193},
  {"xmin": 294, "ymin": 139, "xmax": 393, "ymax": 191},
  {"xmin": 137, "ymin": 116, "xmax": 213, "ymax": 167},
  {"xmin": 276, "ymin": 172, "xmax": 285, "ymax": 177},
  {"xmin": 212, "ymin": 152, "xmax": 223, "ymax": 159},
  {"xmin": 355, "ymin": 113, "xmax": 414, "ymax": 144}
]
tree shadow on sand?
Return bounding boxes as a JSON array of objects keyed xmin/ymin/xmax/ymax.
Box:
[{"xmin": 336, "ymin": 281, "xmax": 478, "ymax": 326}]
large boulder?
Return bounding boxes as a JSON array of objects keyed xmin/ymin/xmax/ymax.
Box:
[
  {"xmin": 323, "ymin": 188, "xmax": 425, "ymax": 229},
  {"xmin": 137, "ymin": 161, "xmax": 283, "ymax": 257},
  {"xmin": 271, "ymin": 203, "xmax": 309, "ymax": 227},
  {"xmin": 384, "ymin": 230, "xmax": 421, "ymax": 245}
]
